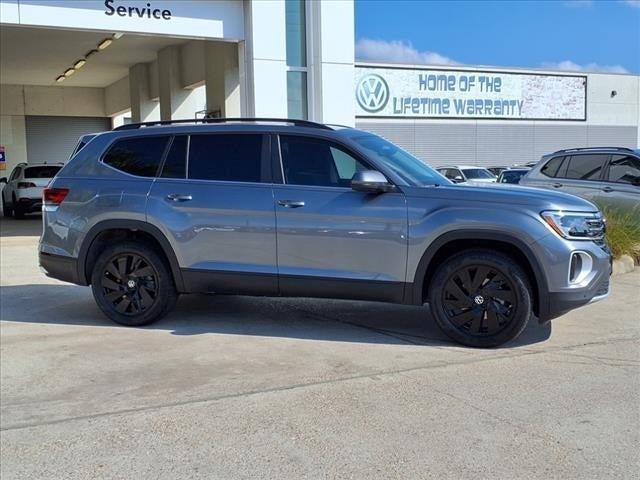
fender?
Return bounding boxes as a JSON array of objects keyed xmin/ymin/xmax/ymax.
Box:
[
  {"xmin": 77, "ymin": 219, "xmax": 185, "ymax": 291},
  {"xmin": 408, "ymin": 229, "xmax": 550, "ymax": 321}
]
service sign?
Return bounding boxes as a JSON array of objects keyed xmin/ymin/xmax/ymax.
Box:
[{"xmin": 355, "ymin": 66, "xmax": 587, "ymax": 121}]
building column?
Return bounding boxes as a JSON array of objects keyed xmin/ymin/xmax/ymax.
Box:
[
  {"xmin": 204, "ymin": 41, "xmax": 241, "ymax": 117},
  {"xmin": 157, "ymin": 45, "xmax": 199, "ymax": 120},
  {"xmin": 242, "ymin": 0, "xmax": 287, "ymax": 117},
  {"xmin": 128, "ymin": 63, "xmax": 159, "ymax": 123}
]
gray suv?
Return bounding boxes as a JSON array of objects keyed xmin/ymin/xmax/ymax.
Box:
[
  {"xmin": 39, "ymin": 119, "xmax": 611, "ymax": 348},
  {"xmin": 521, "ymin": 147, "xmax": 640, "ymax": 214}
]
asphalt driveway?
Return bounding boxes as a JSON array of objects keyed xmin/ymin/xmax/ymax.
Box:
[{"xmin": 1, "ymin": 216, "xmax": 639, "ymax": 479}]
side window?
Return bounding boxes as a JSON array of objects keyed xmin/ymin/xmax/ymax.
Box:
[
  {"xmin": 103, "ymin": 136, "xmax": 169, "ymax": 177},
  {"xmin": 188, "ymin": 134, "xmax": 266, "ymax": 183},
  {"xmin": 280, "ymin": 135, "xmax": 369, "ymax": 188},
  {"xmin": 540, "ymin": 156, "xmax": 565, "ymax": 178},
  {"xmin": 160, "ymin": 136, "xmax": 187, "ymax": 179},
  {"xmin": 563, "ymin": 154, "xmax": 607, "ymax": 181},
  {"xmin": 607, "ymin": 155, "xmax": 640, "ymax": 185}
]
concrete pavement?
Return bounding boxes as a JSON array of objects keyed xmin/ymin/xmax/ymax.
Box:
[{"xmin": 1, "ymin": 216, "xmax": 639, "ymax": 479}]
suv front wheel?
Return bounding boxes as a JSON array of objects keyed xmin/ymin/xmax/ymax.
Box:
[
  {"xmin": 429, "ymin": 249, "xmax": 532, "ymax": 348},
  {"xmin": 90, "ymin": 242, "xmax": 178, "ymax": 326}
]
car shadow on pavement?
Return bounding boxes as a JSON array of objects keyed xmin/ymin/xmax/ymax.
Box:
[{"xmin": 0, "ymin": 284, "xmax": 552, "ymax": 348}]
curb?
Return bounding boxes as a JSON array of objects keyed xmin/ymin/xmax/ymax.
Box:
[{"xmin": 612, "ymin": 255, "xmax": 637, "ymax": 276}]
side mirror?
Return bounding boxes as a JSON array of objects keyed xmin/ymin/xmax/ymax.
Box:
[
  {"xmin": 453, "ymin": 175, "xmax": 464, "ymax": 183},
  {"xmin": 351, "ymin": 170, "xmax": 395, "ymax": 193},
  {"xmin": 0, "ymin": 177, "xmax": 6, "ymax": 184}
]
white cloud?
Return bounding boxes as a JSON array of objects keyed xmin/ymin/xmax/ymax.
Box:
[
  {"xmin": 622, "ymin": 0, "xmax": 640, "ymax": 7},
  {"xmin": 355, "ymin": 38, "xmax": 459, "ymax": 66},
  {"xmin": 542, "ymin": 60, "xmax": 629, "ymax": 74}
]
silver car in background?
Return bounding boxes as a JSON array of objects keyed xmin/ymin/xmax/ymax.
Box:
[
  {"xmin": 1, "ymin": 163, "xmax": 62, "ymax": 218},
  {"xmin": 521, "ymin": 147, "xmax": 640, "ymax": 214}
]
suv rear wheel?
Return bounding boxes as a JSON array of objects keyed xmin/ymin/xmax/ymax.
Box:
[
  {"xmin": 90, "ymin": 242, "xmax": 178, "ymax": 326},
  {"xmin": 12, "ymin": 195, "xmax": 25, "ymax": 219},
  {"xmin": 428, "ymin": 249, "xmax": 532, "ymax": 348}
]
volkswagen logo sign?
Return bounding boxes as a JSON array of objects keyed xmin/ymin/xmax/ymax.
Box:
[{"xmin": 356, "ymin": 74, "xmax": 389, "ymax": 113}]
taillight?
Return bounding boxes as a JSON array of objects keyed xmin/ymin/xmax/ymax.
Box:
[
  {"xmin": 43, "ymin": 187, "xmax": 69, "ymax": 205},
  {"xmin": 17, "ymin": 182, "xmax": 36, "ymax": 188}
]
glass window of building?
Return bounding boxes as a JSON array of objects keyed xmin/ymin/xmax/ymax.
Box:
[{"xmin": 285, "ymin": 0, "xmax": 308, "ymax": 119}]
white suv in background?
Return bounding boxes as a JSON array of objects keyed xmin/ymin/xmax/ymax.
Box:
[
  {"xmin": 437, "ymin": 165, "xmax": 497, "ymax": 184},
  {"xmin": 1, "ymin": 163, "xmax": 62, "ymax": 218}
]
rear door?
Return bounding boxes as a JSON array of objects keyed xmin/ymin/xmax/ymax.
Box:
[
  {"xmin": 146, "ymin": 133, "xmax": 278, "ymax": 295},
  {"xmin": 548, "ymin": 154, "xmax": 607, "ymax": 203},
  {"xmin": 599, "ymin": 154, "xmax": 640, "ymax": 213},
  {"xmin": 273, "ymin": 134, "xmax": 407, "ymax": 302}
]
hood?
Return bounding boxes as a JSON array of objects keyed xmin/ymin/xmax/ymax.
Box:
[{"xmin": 402, "ymin": 183, "xmax": 599, "ymax": 212}]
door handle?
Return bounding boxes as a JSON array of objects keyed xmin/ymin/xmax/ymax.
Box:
[
  {"xmin": 601, "ymin": 186, "xmax": 614, "ymax": 193},
  {"xmin": 166, "ymin": 193, "xmax": 193, "ymax": 202},
  {"xmin": 277, "ymin": 200, "xmax": 305, "ymax": 208},
  {"xmin": 552, "ymin": 183, "xmax": 563, "ymax": 188}
]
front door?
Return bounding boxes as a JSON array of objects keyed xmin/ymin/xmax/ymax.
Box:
[
  {"xmin": 273, "ymin": 134, "xmax": 408, "ymax": 302},
  {"xmin": 147, "ymin": 133, "xmax": 278, "ymax": 295}
]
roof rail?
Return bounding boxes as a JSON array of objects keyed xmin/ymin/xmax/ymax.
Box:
[
  {"xmin": 552, "ymin": 146, "xmax": 634, "ymax": 154},
  {"xmin": 113, "ymin": 117, "xmax": 332, "ymax": 131}
]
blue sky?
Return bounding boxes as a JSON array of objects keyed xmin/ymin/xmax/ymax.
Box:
[{"xmin": 355, "ymin": 0, "xmax": 640, "ymax": 74}]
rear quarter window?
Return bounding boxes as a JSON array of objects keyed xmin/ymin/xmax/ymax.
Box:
[
  {"xmin": 103, "ymin": 136, "xmax": 169, "ymax": 177},
  {"xmin": 540, "ymin": 156, "xmax": 565, "ymax": 178}
]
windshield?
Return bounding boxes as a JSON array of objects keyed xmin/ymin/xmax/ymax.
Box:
[
  {"xmin": 347, "ymin": 133, "xmax": 448, "ymax": 186},
  {"xmin": 24, "ymin": 166, "xmax": 61, "ymax": 178},
  {"xmin": 462, "ymin": 168, "xmax": 495, "ymax": 179}
]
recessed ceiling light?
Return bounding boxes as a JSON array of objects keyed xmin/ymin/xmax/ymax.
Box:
[
  {"xmin": 74, "ymin": 59, "xmax": 86, "ymax": 69},
  {"xmin": 112, "ymin": 32, "xmax": 124, "ymax": 39},
  {"xmin": 64, "ymin": 68, "xmax": 75, "ymax": 77},
  {"xmin": 97, "ymin": 38, "xmax": 113, "ymax": 50},
  {"xmin": 56, "ymin": 75, "xmax": 65, "ymax": 83},
  {"xmin": 85, "ymin": 49, "xmax": 98, "ymax": 59}
]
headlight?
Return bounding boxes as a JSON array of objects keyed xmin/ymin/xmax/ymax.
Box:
[{"xmin": 541, "ymin": 211, "xmax": 605, "ymax": 240}]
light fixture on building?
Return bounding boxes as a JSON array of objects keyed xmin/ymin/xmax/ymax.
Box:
[
  {"xmin": 55, "ymin": 75, "xmax": 65, "ymax": 83},
  {"xmin": 73, "ymin": 59, "xmax": 86, "ymax": 70},
  {"xmin": 85, "ymin": 49, "xmax": 98, "ymax": 59},
  {"xmin": 64, "ymin": 68, "xmax": 75, "ymax": 77},
  {"xmin": 97, "ymin": 38, "xmax": 113, "ymax": 50},
  {"xmin": 112, "ymin": 32, "xmax": 124, "ymax": 39}
]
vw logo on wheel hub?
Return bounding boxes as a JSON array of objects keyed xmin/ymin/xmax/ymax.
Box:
[
  {"xmin": 474, "ymin": 295, "xmax": 485, "ymax": 305},
  {"xmin": 356, "ymin": 74, "xmax": 390, "ymax": 113}
]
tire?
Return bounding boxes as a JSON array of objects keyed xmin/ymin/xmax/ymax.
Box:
[
  {"xmin": 90, "ymin": 241, "xmax": 178, "ymax": 327},
  {"xmin": 428, "ymin": 249, "xmax": 532, "ymax": 348},
  {"xmin": 2, "ymin": 194, "xmax": 12, "ymax": 218},
  {"xmin": 12, "ymin": 196, "xmax": 24, "ymax": 219}
]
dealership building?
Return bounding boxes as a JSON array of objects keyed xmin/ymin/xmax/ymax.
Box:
[{"xmin": 0, "ymin": 0, "xmax": 638, "ymax": 174}]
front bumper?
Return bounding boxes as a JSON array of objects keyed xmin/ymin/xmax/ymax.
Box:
[{"xmin": 536, "ymin": 237, "xmax": 612, "ymax": 323}]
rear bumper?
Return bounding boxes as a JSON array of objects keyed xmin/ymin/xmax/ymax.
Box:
[
  {"xmin": 39, "ymin": 252, "xmax": 80, "ymax": 284},
  {"xmin": 15, "ymin": 197, "xmax": 42, "ymax": 213}
]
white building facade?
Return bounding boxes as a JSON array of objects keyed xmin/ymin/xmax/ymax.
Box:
[
  {"xmin": 354, "ymin": 63, "xmax": 640, "ymax": 167},
  {"xmin": 0, "ymin": 0, "xmax": 354, "ymax": 170},
  {"xmin": 0, "ymin": 0, "xmax": 638, "ymax": 174}
]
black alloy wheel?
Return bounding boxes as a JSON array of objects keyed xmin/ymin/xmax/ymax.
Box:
[
  {"xmin": 441, "ymin": 265, "xmax": 517, "ymax": 336},
  {"xmin": 429, "ymin": 249, "xmax": 532, "ymax": 348},
  {"xmin": 101, "ymin": 253, "xmax": 159, "ymax": 315},
  {"xmin": 91, "ymin": 241, "xmax": 177, "ymax": 327}
]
